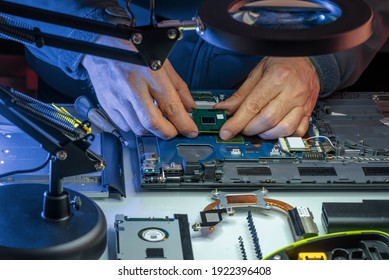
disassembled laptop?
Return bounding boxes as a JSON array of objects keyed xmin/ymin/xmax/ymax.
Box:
[{"xmin": 137, "ymin": 91, "xmax": 389, "ymax": 190}]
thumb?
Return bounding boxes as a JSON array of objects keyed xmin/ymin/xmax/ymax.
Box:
[{"xmin": 214, "ymin": 59, "xmax": 267, "ymax": 114}]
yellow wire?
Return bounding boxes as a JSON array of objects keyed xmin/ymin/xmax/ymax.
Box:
[{"xmin": 51, "ymin": 103, "xmax": 92, "ymax": 134}]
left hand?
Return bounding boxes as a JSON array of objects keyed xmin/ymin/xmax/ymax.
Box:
[
  {"xmin": 214, "ymin": 57, "xmax": 320, "ymax": 140},
  {"xmin": 82, "ymin": 36, "xmax": 198, "ymax": 140}
]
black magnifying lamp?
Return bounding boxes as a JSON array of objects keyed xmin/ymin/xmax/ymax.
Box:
[
  {"xmin": 197, "ymin": 0, "xmax": 373, "ymax": 56},
  {"xmin": 0, "ymin": 85, "xmax": 107, "ymax": 259},
  {"xmin": 1, "ymin": 0, "xmax": 374, "ymax": 70},
  {"xmin": 0, "ymin": 0, "xmax": 373, "ymax": 260}
]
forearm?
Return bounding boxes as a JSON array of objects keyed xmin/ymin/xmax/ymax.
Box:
[{"xmin": 310, "ymin": 0, "xmax": 389, "ymax": 97}]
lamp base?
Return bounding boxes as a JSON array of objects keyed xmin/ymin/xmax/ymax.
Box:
[{"xmin": 0, "ymin": 184, "xmax": 107, "ymax": 259}]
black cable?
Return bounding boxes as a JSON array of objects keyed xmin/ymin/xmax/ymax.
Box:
[
  {"xmin": 149, "ymin": 0, "xmax": 156, "ymax": 25},
  {"xmin": 0, "ymin": 153, "xmax": 51, "ymax": 179},
  {"xmin": 125, "ymin": 0, "xmax": 136, "ymax": 26}
]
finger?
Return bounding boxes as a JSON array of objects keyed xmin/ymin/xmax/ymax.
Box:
[
  {"xmin": 98, "ymin": 87, "xmax": 149, "ymax": 134},
  {"xmin": 164, "ymin": 61, "xmax": 196, "ymax": 112},
  {"xmin": 219, "ymin": 70, "xmax": 285, "ymax": 140},
  {"xmin": 214, "ymin": 61, "xmax": 266, "ymax": 115},
  {"xmin": 150, "ymin": 87, "xmax": 198, "ymax": 139},
  {"xmin": 257, "ymin": 107, "xmax": 306, "ymax": 139},
  {"xmin": 293, "ymin": 116, "xmax": 310, "ymax": 137},
  {"xmin": 116, "ymin": 100, "xmax": 150, "ymax": 135},
  {"xmin": 120, "ymin": 61, "xmax": 197, "ymax": 139},
  {"xmin": 130, "ymin": 85, "xmax": 180, "ymax": 139},
  {"xmin": 101, "ymin": 105, "xmax": 131, "ymax": 131},
  {"xmin": 121, "ymin": 70, "xmax": 179, "ymax": 139},
  {"xmin": 242, "ymin": 91, "xmax": 302, "ymax": 135},
  {"xmin": 213, "ymin": 88, "xmax": 250, "ymax": 115},
  {"xmin": 144, "ymin": 68, "xmax": 198, "ymax": 138},
  {"xmin": 94, "ymin": 85, "xmax": 132, "ymax": 132}
]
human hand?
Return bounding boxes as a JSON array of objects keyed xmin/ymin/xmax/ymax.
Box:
[
  {"xmin": 214, "ymin": 57, "xmax": 320, "ymax": 140},
  {"xmin": 81, "ymin": 36, "xmax": 198, "ymax": 140}
]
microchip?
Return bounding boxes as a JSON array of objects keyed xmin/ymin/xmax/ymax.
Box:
[
  {"xmin": 192, "ymin": 108, "xmax": 226, "ymax": 133},
  {"xmin": 285, "ymin": 137, "xmax": 306, "ymax": 151}
]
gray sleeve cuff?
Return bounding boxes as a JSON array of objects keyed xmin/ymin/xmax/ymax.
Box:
[{"xmin": 309, "ymin": 54, "xmax": 341, "ymax": 98}]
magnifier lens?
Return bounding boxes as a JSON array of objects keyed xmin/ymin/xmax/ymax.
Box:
[
  {"xmin": 229, "ymin": 0, "xmax": 341, "ymax": 29},
  {"xmin": 199, "ymin": 0, "xmax": 372, "ymax": 55}
]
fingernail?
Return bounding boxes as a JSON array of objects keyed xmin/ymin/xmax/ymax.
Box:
[
  {"xmin": 187, "ymin": 131, "xmax": 198, "ymax": 138},
  {"xmin": 220, "ymin": 129, "xmax": 232, "ymax": 140}
]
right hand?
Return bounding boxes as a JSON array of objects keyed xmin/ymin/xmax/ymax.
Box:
[
  {"xmin": 214, "ymin": 57, "xmax": 320, "ymax": 140},
  {"xmin": 81, "ymin": 36, "xmax": 198, "ymax": 140}
]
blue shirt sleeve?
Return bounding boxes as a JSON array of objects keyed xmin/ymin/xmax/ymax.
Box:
[
  {"xmin": 1, "ymin": 0, "xmax": 129, "ymax": 80},
  {"xmin": 2, "ymin": 0, "xmax": 389, "ymax": 93}
]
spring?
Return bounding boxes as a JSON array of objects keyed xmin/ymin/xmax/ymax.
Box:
[
  {"xmin": 9, "ymin": 88, "xmax": 86, "ymax": 139},
  {"xmin": 247, "ymin": 211, "xmax": 263, "ymax": 260},
  {"xmin": 0, "ymin": 14, "xmax": 36, "ymax": 47},
  {"xmin": 238, "ymin": 236, "xmax": 247, "ymax": 260}
]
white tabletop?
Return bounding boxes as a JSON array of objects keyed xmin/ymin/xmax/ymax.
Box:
[
  {"xmin": 1, "ymin": 111, "xmax": 387, "ymax": 260},
  {"xmin": 96, "ymin": 145, "xmax": 389, "ymax": 260}
]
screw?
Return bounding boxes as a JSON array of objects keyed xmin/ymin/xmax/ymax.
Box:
[
  {"xmin": 94, "ymin": 161, "xmax": 105, "ymax": 172},
  {"xmin": 273, "ymin": 254, "xmax": 282, "ymax": 260},
  {"xmin": 131, "ymin": 33, "xmax": 143, "ymax": 44},
  {"xmin": 56, "ymin": 150, "xmax": 67, "ymax": 160},
  {"xmin": 71, "ymin": 196, "xmax": 82, "ymax": 210},
  {"xmin": 226, "ymin": 207, "xmax": 235, "ymax": 216},
  {"xmin": 193, "ymin": 16, "xmax": 205, "ymax": 36},
  {"xmin": 212, "ymin": 188, "xmax": 220, "ymax": 197},
  {"xmin": 150, "ymin": 60, "xmax": 162, "ymax": 70},
  {"xmin": 192, "ymin": 223, "xmax": 201, "ymax": 231},
  {"xmin": 167, "ymin": 28, "xmax": 178, "ymax": 40}
]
